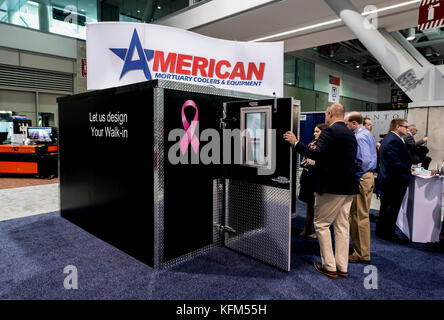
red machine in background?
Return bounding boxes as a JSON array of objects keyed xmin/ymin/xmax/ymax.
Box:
[
  {"xmin": 0, "ymin": 144, "xmax": 58, "ymax": 177},
  {"xmin": 0, "ymin": 126, "xmax": 58, "ymax": 178}
]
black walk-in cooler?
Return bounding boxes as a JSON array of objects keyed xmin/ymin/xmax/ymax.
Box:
[{"xmin": 57, "ymin": 80, "xmax": 299, "ymax": 271}]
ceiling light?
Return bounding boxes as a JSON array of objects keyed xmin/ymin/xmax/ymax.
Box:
[
  {"xmin": 366, "ymin": 69, "xmax": 370, "ymax": 73},
  {"xmin": 344, "ymin": 59, "xmax": 348, "ymax": 63},
  {"xmin": 406, "ymin": 28, "xmax": 416, "ymax": 41},
  {"xmin": 251, "ymin": 19, "xmax": 342, "ymax": 42},
  {"xmin": 137, "ymin": 10, "xmax": 141, "ymax": 13},
  {"xmin": 313, "ymin": 47, "xmax": 318, "ymax": 51},
  {"xmin": 356, "ymin": 65, "xmax": 360, "ymax": 69},
  {"xmin": 157, "ymin": 6, "xmax": 162, "ymax": 10},
  {"xmin": 249, "ymin": 0, "xmax": 421, "ymax": 42},
  {"xmin": 80, "ymin": 9, "xmax": 85, "ymax": 12},
  {"xmin": 27, "ymin": 1, "xmax": 39, "ymax": 6}
]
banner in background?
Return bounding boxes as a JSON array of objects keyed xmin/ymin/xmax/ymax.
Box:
[
  {"xmin": 86, "ymin": 22, "xmax": 283, "ymax": 97},
  {"xmin": 328, "ymin": 75, "xmax": 340, "ymax": 103},
  {"xmin": 360, "ymin": 110, "xmax": 408, "ymax": 141},
  {"xmin": 81, "ymin": 58, "xmax": 87, "ymax": 78}
]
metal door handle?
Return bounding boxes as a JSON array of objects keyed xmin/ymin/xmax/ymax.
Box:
[
  {"xmin": 215, "ymin": 224, "xmax": 236, "ymax": 233},
  {"xmin": 272, "ymin": 176, "xmax": 290, "ymax": 184}
]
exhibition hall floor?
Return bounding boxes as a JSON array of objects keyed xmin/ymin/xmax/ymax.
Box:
[
  {"xmin": 0, "ymin": 184, "xmax": 443, "ymax": 300},
  {"xmin": 0, "ymin": 177, "xmax": 59, "ymax": 190}
]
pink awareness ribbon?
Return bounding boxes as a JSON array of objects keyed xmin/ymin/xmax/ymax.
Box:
[{"xmin": 179, "ymin": 100, "xmax": 200, "ymax": 155}]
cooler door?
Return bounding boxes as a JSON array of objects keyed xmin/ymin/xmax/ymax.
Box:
[{"xmin": 222, "ymin": 98, "xmax": 293, "ymax": 271}]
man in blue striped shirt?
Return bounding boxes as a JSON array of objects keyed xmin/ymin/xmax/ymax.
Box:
[{"xmin": 345, "ymin": 112, "xmax": 377, "ymax": 264}]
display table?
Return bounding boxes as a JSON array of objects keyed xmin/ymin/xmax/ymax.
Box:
[{"xmin": 396, "ymin": 175, "xmax": 443, "ymax": 243}]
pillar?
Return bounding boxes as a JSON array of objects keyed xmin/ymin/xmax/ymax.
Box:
[{"xmin": 407, "ymin": 105, "xmax": 444, "ymax": 170}]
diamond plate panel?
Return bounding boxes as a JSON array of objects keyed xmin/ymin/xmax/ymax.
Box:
[
  {"xmin": 153, "ymin": 80, "xmax": 282, "ymax": 269},
  {"xmin": 153, "ymin": 87, "xmax": 165, "ymax": 269},
  {"xmin": 157, "ymin": 79, "xmax": 271, "ymax": 100},
  {"xmin": 213, "ymin": 179, "xmax": 224, "ymax": 244},
  {"xmin": 225, "ymin": 179, "xmax": 291, "ymax": 271}
]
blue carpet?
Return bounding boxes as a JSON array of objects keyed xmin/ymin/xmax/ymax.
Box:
[{"xmin": 0, "ymin": 201, "xmax": 443, "ymax": 300}]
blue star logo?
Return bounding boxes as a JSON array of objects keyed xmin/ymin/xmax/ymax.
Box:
[{"xmin": 109, "ymin": 28, "xmax": 155, "ymax": 80}]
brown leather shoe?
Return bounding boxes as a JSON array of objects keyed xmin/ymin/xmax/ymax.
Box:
[
  {"xmin": 314, "ymin": 262, "xmax": 338, "ymax": 279},
  {"xmin": 337, "ymin": 270, "xmax": 348, "ymax": 278},
  {"xmin": 348, "ymin": 254, "xmax": 370, "ymax": 264}
]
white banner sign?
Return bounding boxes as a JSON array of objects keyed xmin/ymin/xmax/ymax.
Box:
[
  {"xmin": 86, "ymin": 22, "xmax": 283, "ymax": 96},
  {"xmin": 360, "ymin": 110, "xmax": 408, "ymax": 141},
  {"xmin": 328, "ymin": 84, "xmax": 340, "ymax": 103}
]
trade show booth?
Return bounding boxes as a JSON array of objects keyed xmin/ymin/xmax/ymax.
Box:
[{"xmin": 58, "ymin": 80, "xmax": 297, "ymax": 271}]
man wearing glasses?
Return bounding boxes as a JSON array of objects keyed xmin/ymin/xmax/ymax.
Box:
[{"xmin": 375, "ymin": 118, "xmax": 412, "ymax": 243}]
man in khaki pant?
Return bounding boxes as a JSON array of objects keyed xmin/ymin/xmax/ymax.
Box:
[
  {"xmin": 313, "ymin": 192, "xmax": 354, "ymax": 276},
  {"xmin": 284, "ymin": 104, "xmax": 359, "ymax": 279},
  {"xmin": 345, "ymin": 112, "xmax": 377, "ymax": 263}
]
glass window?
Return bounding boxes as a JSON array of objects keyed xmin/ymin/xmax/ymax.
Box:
[
  {"xmin": 240, "ymin": 106, "xmax": 272, "ymax": 168},
  {"xmin": 246, "ymin": 112, "xmax": 267, "ymax": 165},
  {"xmin": 49, "ymin": 1, "xmax": 97, "ymax": 40},
  {"xmin": 0, "ymin": 0, "xmax": 203, "ymax": 39},
  {"xmin": 0, "ymin": 0, "xmax": 98, "ymax": 40},
  {"xmin": 99, "ymin": 0, "xmax": 190, "ymax": 23},
  {"xmin": 284, "ymin": 54, "xmax": 296, "ymax": 86},
  {"xmin": 151, "ymin": 0, "xmax": 189, "ymax": 21},
  {"xmin": 119, "ymin": 13, "xmax": 141, "ymax": 22},
  {"xmin": 50, "ymin": 4, "xmax": 86, "ymax": 39},
  {"xmin": 284, "ymin": 56, "xmax": 315, "ymax": 90},
  {"xmin": 11, "ymin": 1, "xmax": 40, "ymax": 30},
  {"xmin": 296, "ymin": 59, "xmax": 315, "ymax": 90}
]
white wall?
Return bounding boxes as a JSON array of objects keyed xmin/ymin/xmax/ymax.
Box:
[
  {"xmin": 377, "ymin": 83, "xmax": 392, "ymax": 103},
  {"xmin": 0, "ymin": 89, "xmax": 36, "ymax": 125},
  {"xmin": 314, "ymin": 63, "xmax": 389, "ymax": 103},
  {"xmin": 0, "ymin": 22, "xmax": 77, "ymax": 59},
  {"xmin": 0, "ymin": 47, "xmax": 75, "ymax": 74},
  {"xmin": 0, "ymin": 23, "xmax": 78, "ymax": 128},
  {"xmin": 39, "ymin": 93, "xmax": 63, "ymax": 126}
]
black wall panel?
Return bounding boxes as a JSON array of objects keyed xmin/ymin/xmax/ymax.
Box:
[
  {"xmin": 163, "ymin": 89, "xmax": 230, "ymax": 262},
  {"xmin": 58, "ymin": 82, "xmax": 155, "ymax": 266}
]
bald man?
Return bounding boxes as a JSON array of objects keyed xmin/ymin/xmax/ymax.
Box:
[{"xmin": 284, "ymin": 103, "xmax": 359, "ymax": 279}]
